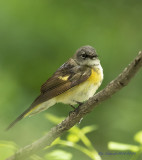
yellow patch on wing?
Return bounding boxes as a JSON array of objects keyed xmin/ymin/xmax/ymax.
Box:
[
  {"xmin": 88, "ymin": 69, "xmax": 102, "ymax": 84},
  {"xmin": 58, "ymin": 75, "xmax": 69, "ymax": 81}
]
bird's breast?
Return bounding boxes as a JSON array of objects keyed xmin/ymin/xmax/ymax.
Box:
[
  {"xmin": 87, "ymin": 67, "xmax": 103, "ymax": 84},
  {"xmin": 56, "ymin": 65, "xmax": 103, "ymax": 105}
]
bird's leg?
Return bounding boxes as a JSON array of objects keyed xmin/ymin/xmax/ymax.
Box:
[
  {"xmin": 76, "ymin": 101, "xmax": 84, "ymax": 106},
  {"xmin": 69, "ymin": 105, "xmax": 76, "ymax": 116},
  {"xmin": 73, "ymin": 101, "xmax": 84, "ymax": 114},
  {"xmin": 70, "ymin": 105, "xmax": 76, "ymax": 110},
  {"xmin": 69, "ymin": 101, "xmax": 84, "ymax": 116}
]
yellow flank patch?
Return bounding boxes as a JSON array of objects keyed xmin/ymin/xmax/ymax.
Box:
[
  {"xmin": 58, "ymin": 75, "xmax": 69, "ymax": 81},
  {"xmin": 87, "ymin": 69, "xmax": 102, "ymax": 84},
  {"xmin": 24, "ymin": 104, "xmax": 40, "ymax": 117}
]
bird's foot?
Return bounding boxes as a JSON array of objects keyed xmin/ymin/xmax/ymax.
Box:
[
  {"xmin": 69, "ymin": 101, "xmax": 84, "ymax": 117},
  {"xmin": 69, "ymin": 105, "xmax": 76, "ymax": 116}
]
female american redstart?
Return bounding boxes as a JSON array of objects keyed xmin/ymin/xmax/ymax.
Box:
[{"xmin": 6, "ymin": 45, "xmax": 103, "ymax": 130}]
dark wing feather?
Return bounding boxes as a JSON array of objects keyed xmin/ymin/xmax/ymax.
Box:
[
  {"xmin": 6, "ymin": 59, "xmax": 91, "ymax": 130},
  {"xmin": 40, "ymin": 59, "xmax": 77, "ymax": 93}
]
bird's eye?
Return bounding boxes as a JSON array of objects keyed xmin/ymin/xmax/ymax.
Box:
[
  {"xmin": 81, "ymin": 52, "xmax": 86, "ymax": 58},
  {"xmin": 81, "ymin": 54, "xmax": 86, "ymax": 58}
]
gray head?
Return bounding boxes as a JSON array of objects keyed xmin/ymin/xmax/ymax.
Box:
[{"xmin": 74, "ymin": 45, "xmax": 100, "ymax": 66}]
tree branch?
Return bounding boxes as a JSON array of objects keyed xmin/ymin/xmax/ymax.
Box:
[{"xmin": 7, "ymin": 51, "xmax": 142, "ymax": 160}]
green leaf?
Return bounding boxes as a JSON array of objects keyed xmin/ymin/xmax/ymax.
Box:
[
  {"xmin": 0, "ymin": 141, "xmax": 17, "ymax": 160},
  {"xmin": 67, "ymin": 134, "xmax": 80, "ymax": 143},
  {"xmin": 134, "ymin": 131, "xmax": 142, "ymax": 144},
  {"xmin": 81, "ymin": 125, "xmax": 98, "ymax": 134},
  {"xmin": 44, "ymin": 150, "xmax": 72, "ymax": 160},
  {"xmin": 68, "ymin": 126, "xmax": 94, "ymax": 149},
  {"xmin": 69, "ymin": 126, "xmax": 80, "ymax": 134},
  {"xmin": 45, "ymin": 113, "xmax": 65, "ymax": 124},
  {"xmin": 108, "ymin": 141, "xmax": 139, "ymax": 152}
]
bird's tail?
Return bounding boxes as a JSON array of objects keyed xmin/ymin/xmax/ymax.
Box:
[
  {"xmin": 5, "ymin": 108, "xmax": 31, "ymax": 131},
  {"xmin": 5, "ymin": 95, "xmax": 42, "ymax": 131},
  {"xmin": 5, "ymin": 95, "xmax": 47, "ymax": 131}
]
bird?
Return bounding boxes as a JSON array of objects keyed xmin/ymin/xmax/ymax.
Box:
[{"xmin": 6, "ymin": 45, "xmax": 103, "ymax": 130}]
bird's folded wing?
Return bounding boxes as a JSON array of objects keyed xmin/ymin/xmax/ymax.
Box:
[{"xmin": 32, "ymin": 64, "xmax": 91, "ymax": 107}]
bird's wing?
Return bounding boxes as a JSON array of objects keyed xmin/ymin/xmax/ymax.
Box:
[
  {"xmin": 6, "ymin": 59, "xmax": 91, "ymax": 130},
  {"xmin": 40, "ymin": 58, "xmax": 81, "ymax": 93},
  {"xmin": 36, "ymin": 59, "xmax": 91, "ymax": 105}
]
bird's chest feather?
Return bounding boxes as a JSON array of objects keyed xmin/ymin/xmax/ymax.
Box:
[
  {"xmin": 87, "ymin": 68, "xmax": 102, "ymax": 84},
  {"xmin": 76, "ymin": 68, "xmax": 103, "ymax": 99}
]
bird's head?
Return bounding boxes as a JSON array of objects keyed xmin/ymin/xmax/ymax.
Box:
[{"xmin": 74, "ymin": 45, "xmax": 100, "ymax": 67}]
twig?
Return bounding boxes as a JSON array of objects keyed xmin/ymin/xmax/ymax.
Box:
[{"xmin": 7, "ymin": 51, "xmax": 142, "ymax": 160}]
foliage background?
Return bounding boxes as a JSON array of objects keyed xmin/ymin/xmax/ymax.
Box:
[{"xmin": 0, "ymin": 0, "xmax": 142, "ymax": 159}]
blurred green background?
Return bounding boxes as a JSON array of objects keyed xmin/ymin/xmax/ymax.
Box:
[{"xmin": 0, "ymin": 0, "xmax": 142, "ymax": 159}]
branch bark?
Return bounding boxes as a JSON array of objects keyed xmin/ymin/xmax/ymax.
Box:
[{"xmin": 7, "ymin": 51, "xmax": 142, "ymax": 160}]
